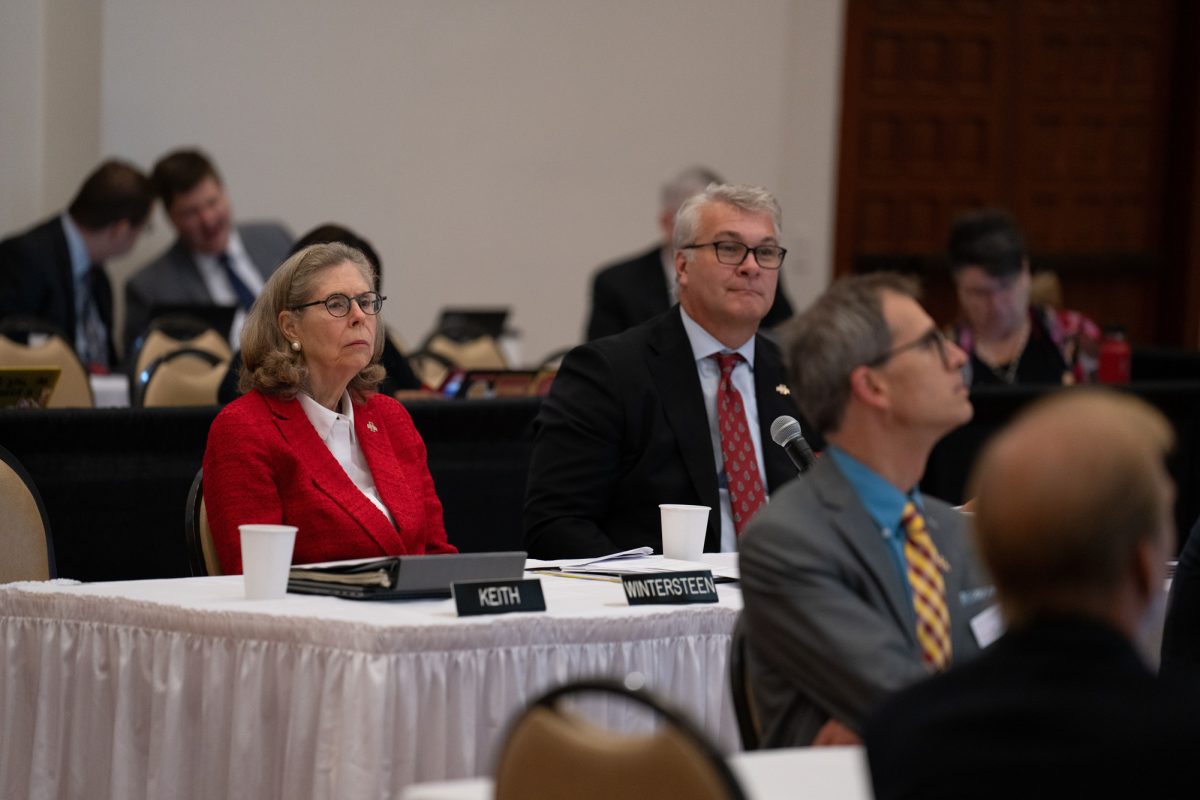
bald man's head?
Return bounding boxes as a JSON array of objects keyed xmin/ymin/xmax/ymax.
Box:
[{"xmin": 970, "ymin": 390, "xmax": 1175, "ymax": 623}]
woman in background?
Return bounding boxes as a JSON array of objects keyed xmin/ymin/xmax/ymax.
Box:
[
  {"xmin": 203, "ymin": 242, "xmax": 454, "ymax": 572},
  {"xmin": 947, "ymin": 209, "xmax": 1099, "ymax": 386}
]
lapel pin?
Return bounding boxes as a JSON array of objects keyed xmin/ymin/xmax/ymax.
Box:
[
  {"xmin": 775, "ymin": 384, "xmax": 791, "ymax": 396},
  {"xmin": 367, "ymin": 421, "xmax": 378, "ymax": 433}
]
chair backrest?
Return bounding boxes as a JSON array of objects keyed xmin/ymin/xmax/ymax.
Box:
[
  {"xmin": 139, "ymin": 348, "xmax": 228, "ymax": 407},
  {"xmin": 184, "ymin": 468, "xmax": 223, "ymax": 576},
  {"xmin": 495, "ymin": 679, "xmax": 746, "ymax": 800},
  {"xmin": 425, "ymin": 332, "xmax": 508, "ymax": 370},
  {"xmin": 408, "ymin": 348, "xmax": 457, "ymax": 391},
  {"xmin": 0, "ymin": 444, "xmax": 56, "ymax": 582},
  {"xmin": 729, "ymin": 615, "xmax": 761, "ymax": 751},
  {"xmin": 133, "ymin": 320, "xmax": 233, "ymax": 382},
  {"xmin": 0, "ymin": 332, "xmax": 94, "ymax": 408}
]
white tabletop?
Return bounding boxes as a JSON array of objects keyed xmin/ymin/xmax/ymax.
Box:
[
  {"xmin": 0, "ymin": 559, "xmax": 743, "ymax": 800},
  {"xmin": 89, "ymin": 372, "xmax": 129, "ymax": 407}
]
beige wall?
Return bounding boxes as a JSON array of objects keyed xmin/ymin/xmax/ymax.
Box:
[{"xmin": 2, "ymin": 0, "xmax": 845, "ymax": 364}]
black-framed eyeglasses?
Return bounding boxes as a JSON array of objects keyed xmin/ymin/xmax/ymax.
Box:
[
  {"xmin": 865, "ymin": 326, "xmax": 950, "ymax": 369},
  {"xmin": 681, "ymin": 241, "xmax": 787, "ymax": 270},
  {"xmin": 290, "ymin": 292, "xmax": 386, "ymax": 317}
]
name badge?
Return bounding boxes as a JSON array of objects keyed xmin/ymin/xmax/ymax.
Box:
[
  {"xmin": 452, "ymin": 578, "xmax": 546, "ymax": 616},
  {"xmin": 970, "ymin": 604, "xmax": 1005, "ymax": 648},
  {"xmin": 622, "ymin": 570, "xmax": 719, "ymax": 605}
]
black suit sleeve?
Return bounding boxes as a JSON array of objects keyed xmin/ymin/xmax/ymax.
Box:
[
  {"xmin": 1161, "ymin": 514, "xmax": 1200, "ymax": 678},
  {"xmin": 762, "ymin": 271, "xmax": 795, "ymax": 329},
  {"xmin": 586, "ymin": 269, "xmax": 628, "ymax": 342},
  {"xmin": 524, "ymin": 342, "xmax": 629, "ymax": 558}
]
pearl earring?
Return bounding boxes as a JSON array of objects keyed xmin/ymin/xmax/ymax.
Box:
[{"xmin": 291, "ymin": 341, "xmax": 301, "ymax": 352}]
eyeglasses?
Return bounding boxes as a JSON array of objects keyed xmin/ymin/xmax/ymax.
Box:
[
  {"xmin": 681, "ymin": 241, "xmax": 787, "ymax": 270},
  {"xmin": 865, "ymin": 326, "xmax": 950, "ymax": 369},
  {"xmin": 291, "ymin": 292, "xmax": 386, "ymax": 317}
]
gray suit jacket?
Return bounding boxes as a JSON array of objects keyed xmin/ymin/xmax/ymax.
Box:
[
  {"xmin": 123, "ymin": 221, "xmax": 292, "ymax": 354},
  {"xmin": 737, "ymin": 454, "xmax": 993, "ymax": 747}
]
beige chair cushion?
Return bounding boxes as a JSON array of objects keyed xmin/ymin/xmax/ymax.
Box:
[
  {"xmin": 199, "ymin": 496, "xmax": 222, "ymax": 576},
  {"xmin": 426, "ymin": 333, "xmax": 508, "ymax": 370},
  {"xmin": 0, "ymin": 457, "xmax": 50, "ymax": 582},
  {"xmin": 143, "ymin": 353, "xmax": 229, "ymax": 407},
  {"xmin": 496, "ymin": 705, "xmax": 738, "ymax": 800},
  {"xmin": 135, "ymin": 328, "xmax": 233, "ymax": 378},
  {"xmin": 0, "ymin": 334, "xmax": 93, "ymax": 408}
]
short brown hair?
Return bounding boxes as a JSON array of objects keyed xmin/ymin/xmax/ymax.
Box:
[
  {"xmin": 152, "ymin": 148, "xmax": 221, "ymax": 211},
  {"xmin": 782, "ymin": 272, "xmax": 920, "ymax": 436},
  {"xmin": 238, "ymin": 243, "xmax": 386, "ymax": 399},
  {"xmin": 67, "ymin": 160, "xmax": 154, "ymax": 231}
]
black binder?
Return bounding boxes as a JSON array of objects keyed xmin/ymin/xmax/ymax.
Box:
[{"xmin": 287, "ymin": 551, "xmax": 527, "ymax": 600}]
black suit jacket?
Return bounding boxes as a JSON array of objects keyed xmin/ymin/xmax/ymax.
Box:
[
  {"xmin": 866, "ymin": 616, "xmax": 1200, "ymax": 799},
  {"xmin": 524, "ymin": 305, "xmax": 803, "ymax": 559},
  {"xmin": 1159, "ymin": 514, "xmax": 1200, "ymax": 679},
  {"xmin": 0, "ymin": 216, "xmax": 116, "ymax": 365},
  {"xmin": 586, "ymin": 245, "xmax": 795, "ymax": 341}
]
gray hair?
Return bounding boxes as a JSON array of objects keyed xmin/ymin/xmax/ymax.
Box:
[
  {"xmin": 783, "ymin": 272, "xmax": 919, "ymax": 436},
  {"xmin": 672, "ymin": 184, "xmax": 783, "ymax": 256},
  {"xmin": 238, "ymin": 242, "xmax": 386, "ymax": 399},
  {"xmin": 660, "ymin": 166, "xmax": 724, "ymax": 214}
]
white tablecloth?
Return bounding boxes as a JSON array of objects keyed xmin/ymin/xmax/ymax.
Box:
[
  {"xmin": 88, "ymin": 373, "xmax": 129, "ymax": 408},
  {"xmin": 400, "ymin": 746, "xmax": 874, "ymax": 800},
  {"xmin": 0, "ymin": 568, "xmax": 742, "ymax": 800}
]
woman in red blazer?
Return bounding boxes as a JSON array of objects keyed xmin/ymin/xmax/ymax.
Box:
[{"xmin": 202, "ymin": 242, "xmax": 455, "ymax": 573}]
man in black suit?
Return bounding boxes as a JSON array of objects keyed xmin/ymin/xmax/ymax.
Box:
[
  {"xmin": 124, "ymin": 149, "xmax": 292, "ymax": 354},
  {"xmin": 0, "ymin": 160, "xmax": 154, "ymax": 370},
  {"xmin": 866, "ymin": 389, "xmax": 1195, "ymax": 799},
  {"xmin": 585, "ymin": 167, "xmax": 793, "ymax": 341},
  {"xmin": 525, "ymin": 184, "xmax": 804, "ymax": 559}
]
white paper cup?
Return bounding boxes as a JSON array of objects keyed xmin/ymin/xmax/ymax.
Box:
[
  {"xmin": 659, "ymin": 504, "xmax": 710, "ymax": 561},
  {"xmin": 239, "ymin": 524, "xmax": 298, "ymax": 600}
]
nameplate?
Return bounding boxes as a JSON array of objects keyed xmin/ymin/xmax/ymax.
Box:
[
  {"xmin": 452, "ymin": 578, "xmax": 546, "ymax": 616},
  {"xmin": 621, "ymin": 571, "xmax": 718, "ymax": 605}
]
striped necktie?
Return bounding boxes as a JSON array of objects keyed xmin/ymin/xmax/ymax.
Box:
[
  {"xmin": 712, "ymin": 352, "xmax": 765, "ymax": 534},
  {"xmin": 901, "ymin": 501, "xmax": 952, "ymax": 671}
]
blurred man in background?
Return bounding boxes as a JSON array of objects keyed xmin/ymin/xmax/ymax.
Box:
[
  {"xmin": 124, "ymin": 148, "xmax": 292, "ymax": 353},
  {"xmin": 585, "ymin": 166, "xmax": 792, "ymax": 341},
  {"xmin": 0, "ymin": 159, "xmax": 154, "ymax": 371}
]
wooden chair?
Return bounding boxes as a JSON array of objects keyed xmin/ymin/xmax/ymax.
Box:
[
  {"xmin": 495, "ymin": 679, "xmax": 746, "ymax": 800},
  {"xmin": 0, "ymin": 444, "xmax": 56, "ymax": 582},
  {"xmin": 729, "ymin": 615, "xmax": 761, "ymax": 751},
  {"xmin": 0, "ymin": 328, "xmax": 94, "ymax": 408},
  {"xmin": 184, "ymin": 468, "xmax": 222, "ymax": 576},
  {"xmin": 139, "ymin": 348, "xmax": 228, "ymax": 407}
]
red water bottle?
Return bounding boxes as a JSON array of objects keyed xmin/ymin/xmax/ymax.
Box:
[{"xmin": 1097, "ymin": 325, "xmax": 1131, "ymax": 384}]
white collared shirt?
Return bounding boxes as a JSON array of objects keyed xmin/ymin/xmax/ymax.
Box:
[
  {"xmin": 679, "ymin": 306, "xmax": 768, "ymax": 551},
  {"xmin": 297, "ymin": 391, "xmax": 395, "ymax": 526},
  {"xmin": 192, "ymin": 230, "xmax": 264, "ymax": 349}
]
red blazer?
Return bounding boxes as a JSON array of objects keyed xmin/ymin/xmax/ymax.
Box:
[{"xmin": 202, "ymin": 390, "xmax": 456, "ymax": 573}]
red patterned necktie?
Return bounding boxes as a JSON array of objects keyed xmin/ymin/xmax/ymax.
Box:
[
  {"xmin": 712, "ymin": 353, "xmax": 765, "ymax": 534},
  {"xmin": 901, "ymin": 501, "xmax": 952, "ymax": 671}
]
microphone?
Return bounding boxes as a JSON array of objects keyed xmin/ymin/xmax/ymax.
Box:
[{"xmin": 770, "ymin": 415, "xmax": 816, "ymax": 474}]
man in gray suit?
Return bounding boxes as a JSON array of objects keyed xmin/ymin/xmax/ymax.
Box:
[
  {"xmin": 123, "ymin": 149, "xmax": 292, "ymax": 354},
  {"xmin": 739, "ymin": 272, "xmax": 994, "ymax": 747}
]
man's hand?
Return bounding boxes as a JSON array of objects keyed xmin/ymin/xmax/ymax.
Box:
[{"xmin": 812, "ymin": 718, "xmax": 862, "ymax": 747}]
